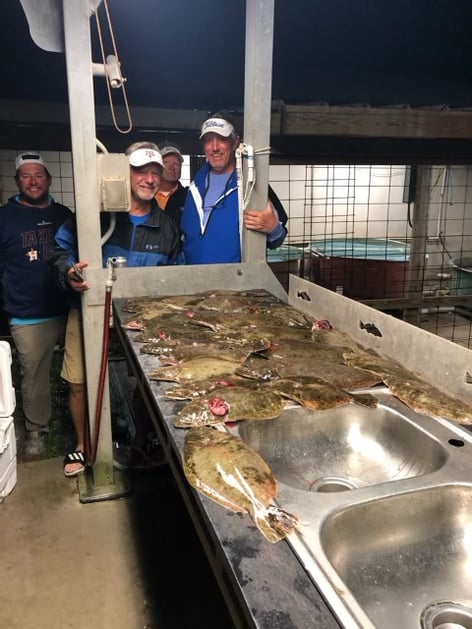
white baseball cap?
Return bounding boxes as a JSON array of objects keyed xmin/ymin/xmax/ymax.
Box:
[
  {"xmin": 199, "ymin": 117, "xmax": 235, "ymax": 140},
  {"xmin": 128, "ymin": 147, "xmax": 163, "ymax": 168},
  {"xmin": 15, "ymin": 152, "xmax": 49, "ymax": 172},
  {"xmin": 160, "ymin": 146, "xmax": 184, "ymax": 163}
]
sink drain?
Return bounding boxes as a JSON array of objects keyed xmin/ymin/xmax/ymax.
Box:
[
  {"xmin": 421, "ymin": 601, "xmax": 472, "ymax": 629},
  {"xmin": 308, "ymin": 476, "xmax": 358, "ymax": 492}
]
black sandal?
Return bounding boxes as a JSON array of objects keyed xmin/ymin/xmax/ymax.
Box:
[{"xmin": 63, "ymin": 451, "xmax": 86, "ymax": 477}]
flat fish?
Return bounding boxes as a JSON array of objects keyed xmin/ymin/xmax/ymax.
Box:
[
  {"xmin": 134, "ymin": 318, "xmax": 212, "ymax": 343},
  {"xmin": 192, "ymin": 291, "xmax": 271, "ymax": 312},
  {"xmin": 137, "ymin": 324, "xmax": 216, "ymax": 346},
  {"xmin": 174, "ymin": 386, "xmax": 287, "ymax": 428},
  {"xmin": 345, "ymin": 351, "xmax": 472, "ymax": 424},
  {"xmin": 149, "ymin": 357, "xmax": 243, "ymax": 383},
  {"xmin": 165, "ymin": 376, "xmax": 259, "ymax": 400},
  {"xmin": 119, "ymin": 296, "xmax": 190, "ymax": 328},
  {"xmin": 268, "ymin": 377, "xmax": 353, "ymax": 410},
  {"xmin": 237, "ymin": 351, "xmax": 381, "ymax": 390},
  {"xmin": 183, "ymin": 426, "xmax": 298, "ymax": 543},
  {"xmin": 142, "ymin": 337, "xmax": 271, "ymax": 364},
  {"xmin": 156, "ymin": 345, "xmax": 253, "ymax": 366},
  {"xmin": 311, "ymin": 325, "xmax": 367, "ymax": 353},
  {"xmin": 184, "ymin": 308, "xmax": 312, "ymax": 334}
]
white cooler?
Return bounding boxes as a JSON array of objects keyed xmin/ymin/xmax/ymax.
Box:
[{"xmin": 0, "ymin": 340, "xmax": 17, "ymax": 502}]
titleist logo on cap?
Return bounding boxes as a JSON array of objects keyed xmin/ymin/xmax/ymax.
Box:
[{"xmin": 199, "ymin": 117, "xmax": 235, "ymax": 139}]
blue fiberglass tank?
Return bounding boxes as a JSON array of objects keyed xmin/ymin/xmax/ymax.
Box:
[{"xmin": 309, "ymin": 238, "xmax": 410, "ymax": 299}]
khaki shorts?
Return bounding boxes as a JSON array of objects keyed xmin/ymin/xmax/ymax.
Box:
[{"xmin": 61, "ymin": 308, "xmax": 85, "ymax": 384}]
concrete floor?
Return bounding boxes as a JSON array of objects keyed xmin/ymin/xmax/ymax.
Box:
[{"xmin": 0, "ymin": 454, "xmax": 235, "ymax": 629}]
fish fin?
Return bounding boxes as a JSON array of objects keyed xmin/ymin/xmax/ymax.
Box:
[{"xmin": 254, "ymin": 505, "xmax": 299, "ymax": 544}]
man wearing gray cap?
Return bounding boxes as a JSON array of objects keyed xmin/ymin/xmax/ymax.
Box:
[
  {"xmin": 0, "ymin": 152, "xmax": 73, "ymax": 457},
  {"xmin": 155, "ymin": 144, "xmax": 188, "ymax": 229},
  {"xmin": 181, "ymin": 112, "xmax": 288, "ymax": 264}
]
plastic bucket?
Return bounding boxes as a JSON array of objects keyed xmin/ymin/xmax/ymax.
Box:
[{"xmin": 449, "ymin": 257, "xmax": 472, "ymax": 295}]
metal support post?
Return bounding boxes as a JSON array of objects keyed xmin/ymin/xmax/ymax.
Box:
[{"xmin": 62, "ymin": 0, "xmax": 130, "ymax": 501}]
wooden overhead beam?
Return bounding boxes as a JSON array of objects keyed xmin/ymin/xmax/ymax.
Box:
[
  {"xmin": 3, "ymin": 99, "xmax": 472, "ymax": 163},
  {"xmin": 0, "ymin": 98, "xmax": 208, "ymax": 131},
  {"xmin": 3, "ymin": 99, "xmax": 472, "ymax": 141},
  {"xmin": 271, "ymin": 103, "xmax": 472, "ymax": 140}
]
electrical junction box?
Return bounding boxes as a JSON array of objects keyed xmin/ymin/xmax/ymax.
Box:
[
  {"xmin": 0, "ymin": 341, "xmax": 15, "ymax": 417},
  {"xmin": 97, "ymin": 153, "xmax": 131, "ymax": 212}
]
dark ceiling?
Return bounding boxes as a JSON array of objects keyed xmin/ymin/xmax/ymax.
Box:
[{"xmin": 2, "ymin": 0, "xmax": 472, "ymax": 161}]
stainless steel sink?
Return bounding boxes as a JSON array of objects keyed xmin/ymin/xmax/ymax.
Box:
[
  {"xmin": 237, "ymin": 394, "xmax": 447, "ymax": 491},
  {"xmin": 234, "ymin": 389, "xmax": 472, "ymax": 628},
  {"xmin": 321, "ymin": 484, "xmax": 472, "ymax": 628}
]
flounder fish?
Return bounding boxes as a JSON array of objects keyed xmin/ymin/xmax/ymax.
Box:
[
  {"xmin": 164, "ymin": 376, "xmax": 259, "ymax": 400},
  {"xmin": 149, "ymin": 357, "xmax": 243, "ymax": 382},
  {"xmin": 237, "ymin": 352, "xmax": 380, "ymax": 390},
  {"xmin": 120, "ymin": 295, "xmax": 192, "ymax": 329},
  {"xmin": 183, "ymin": 426, "xmax": 298, "ymax": 543},
  {"xmin": 174, "ymin": 386, "xmax": 287, "ymax": 428},
  {"xmin": 141, "ymin": 337, "xmax": 271, "ymax": 364},
  {"xmin": 267, "ymin": 376, "xmax": 378, "ymax": 410},
  {"xmin": 188, "ymin": 291, "xmax": 271, "ymax": 312},
  {"xmin": 268, "ymin": 376, "xmax": 354, "ymax": 410},
  {"xmin": 180, "ymin": 307, "xmax": 312, "ymax": 334},
  {"xmin": 344, "ymin": 351, "xmax": 472, "ymax": 424}
]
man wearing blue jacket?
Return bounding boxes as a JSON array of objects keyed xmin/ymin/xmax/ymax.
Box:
[
  {"xmin": 181, "ymin": 113, "xmax": 288, "ymax": 264},
  {"xmin": 0, "ymin": 152, "xmax": 72, "ymax": 457},
  {"xmin": 50, "ymin": 142, "xmax": 182, "ymax": 476}
]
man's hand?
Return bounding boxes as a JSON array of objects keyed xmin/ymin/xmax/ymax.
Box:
[
  {"xmin": 67, "ymin": 261, "xmax": 91, "ymax": 291},
  {"xmin": 244, "ymin": 200, "xmax": 278, "ymax": 234}
]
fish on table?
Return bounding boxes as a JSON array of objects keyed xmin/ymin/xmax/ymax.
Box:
[
  {"xmin": 164, "ymin": 376, "xmax": 261, "ymax": 400},
  {"xmin": 174, "ymin": 386, "xmax": 287, "ymax": 428},
  {"xmin": 141, "ymin": 336, "xmax": 272, "ymax": 364},
  {"xmin": 236, "ymin": 351, "xmax": 381, "ymax": 390},
  {"xmin": 183, "ymin": 291, "xmax": 281, "ymax": 313},
  {"xmin": 135, "ymin": 322, "xmax": 217, "ymax": 344},
  {"xmin": 344, "ymin": 351, "xmax": 472, "ymax": 424},
  {"xmin": 151, "ymin": 344, "xmax": 254, "ymax": 366},
  {"xmin": 119, "ymin": 295, "xmax": 193, "ymax": 328},
  {"xmin": 149, "ymin": 357, "xmax": 244, "ymax": 383},
  {"xmin": 183, "ymin": 426, "xmax": 298, "ymax": 543},
  {"xmin": 268, "ymin": 376, "xmax": 361, "ymax": 410},
  {"xmin": 166, "ymin": 373, "xmax": 378, "ymax": 411}
]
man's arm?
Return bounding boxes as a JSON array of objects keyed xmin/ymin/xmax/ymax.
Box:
[{"xmin": 49, "ymin": 216, "xmax": 87, "ymax": 292}]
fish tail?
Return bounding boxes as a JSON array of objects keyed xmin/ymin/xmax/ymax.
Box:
[{"xmin": 254, "ymin": 506, "xmax": 298, "ymax": 544}]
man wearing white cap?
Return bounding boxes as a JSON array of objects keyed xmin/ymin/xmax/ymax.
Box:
[
  {"xmin": 0, "ymin": 152, "xmax": 73, "ymax": 457},
  {"xmin": 50, "ymin": 141, "xmax": 182, "ymax": 476},
  {"xmin": 155, "ymin": 143, "xmax": 188, "ymax": 229},
  {"xmin": 181, "ymin": 113, "xmax": 287, "ymax": 264}
]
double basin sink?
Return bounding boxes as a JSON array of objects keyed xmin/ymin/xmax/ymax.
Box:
[{"xmin": 235, "ymin": 388, "xmax": 472, "ymax": 628}]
